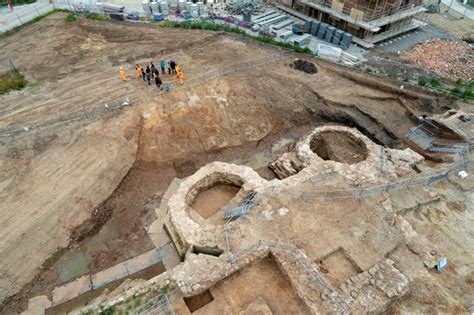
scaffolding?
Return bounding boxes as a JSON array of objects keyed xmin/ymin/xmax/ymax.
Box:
[
  {"xmin": 297, "ymin": 0, "xmax": 425, "ymax": 24},
  {"xmin": 282, "ymin": 0, "xmax": 428, "ymax": 46}
]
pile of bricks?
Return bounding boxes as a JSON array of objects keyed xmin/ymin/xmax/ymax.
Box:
[{"xmin": 401, "ymin": 39, "xmax": 474, "ymax": 81}]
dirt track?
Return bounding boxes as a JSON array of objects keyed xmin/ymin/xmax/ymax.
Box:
[{"xmin": 0, "ymin": 12, "xmax": 469, "ymax": 313}]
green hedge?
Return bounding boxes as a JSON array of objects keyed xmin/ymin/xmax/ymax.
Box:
[{"xmin": 158, "ymin": 20, "xmax": 312, "ymax": 54}]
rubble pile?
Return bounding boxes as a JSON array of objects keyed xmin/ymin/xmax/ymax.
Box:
[
  {"xmin": 291, "ymin": 59, "xmax": 318, "ymax": 74},
  {"xmin": 401, "ymin": 39, "xmax": 474, "ymax": 81}
]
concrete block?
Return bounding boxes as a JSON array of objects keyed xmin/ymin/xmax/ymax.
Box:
[
  {"xmin": 159, "ymin": 243, "xmax": 181, "ymax": 270},
  {"xmin": 24, "ymin": 295, "xmax": 52, "ymax": 315},
  {"xmin": 52, "ymin": 275, "xmax": 92, "ymax": 305},
  {"xmin": 125, "ymin": 249, "xmax": 162, "ymax": 275},
  {"xmin": 148, "ymin": 221, "xmax": 170, "ymax": 248},
  {"xmin": 91, "ymin": 262, "xmax": 129, "ymax": 290}
]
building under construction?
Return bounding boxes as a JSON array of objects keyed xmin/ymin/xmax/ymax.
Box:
[{"xmin": 274, "ymin": 0, "xmax": 427, "ymax": 48}]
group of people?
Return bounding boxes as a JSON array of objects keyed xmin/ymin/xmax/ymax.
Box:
[{"xmin": 119, "ymin": 60, "xmax": 184, "ymax": 90}]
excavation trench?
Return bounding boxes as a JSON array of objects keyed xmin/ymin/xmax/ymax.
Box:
[
  {"xmin": 3, "ymin": 86, "xmax": 430, "ymax": 314},
  {"xmin": 3, "ymin": 123, "xmax": 317, "ymax": 313},
  {"xmin": 310, "ymin": 130, "xmax": 368, "ymax": 164},
  {"xmin": 4, "ymin": 108, "xmax": 413, "ymax": 313}
]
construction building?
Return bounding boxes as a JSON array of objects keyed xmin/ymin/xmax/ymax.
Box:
[{"xmin": 274, "ymin": 0, "xmax": 428, "ymax": 48}]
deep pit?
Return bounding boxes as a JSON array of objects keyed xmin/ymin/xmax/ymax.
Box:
[
  {"xmin": 191, "ymin": 183, "xmax": 241, "ymax": 223},
  {"xmin": 310, "ymin": 131, "xmax": 368, "ymax": 164}
]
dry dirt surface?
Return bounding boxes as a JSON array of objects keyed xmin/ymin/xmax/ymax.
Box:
[
  {"xmin": 193, "ymin": 257, "xmax": 309, "ymax": 314},
  {"xmin": 0, "ymin": 12, "xmax": 467, "ymax": 313}
]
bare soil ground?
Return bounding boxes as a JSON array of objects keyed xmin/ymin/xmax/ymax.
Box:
[
  {"xmin": 192, "ymin": 257, "xmax": 309, "ymax": 314},
  {"xmin": 310, "ymin": 130, "xmax": 368, "ymax": 164},
  {"xmin": 319, "ymin": 248, "xmax": 362, "ymax": 288},
  {"xmin": 0, "ymin": 12, "xmax": 468, "ymax": 314},
  {"xmin": 191, "ymin": 184, "xmax": 240, "ymax": 222}
]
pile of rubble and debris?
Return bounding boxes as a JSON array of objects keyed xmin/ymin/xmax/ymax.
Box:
[
  {"xmin": 290, "ymin": 59, "xmax": 318, "ymax": 74},
  {"xmin": 401, "ymin": 39, "xmax": 474, "ymax": 81}
]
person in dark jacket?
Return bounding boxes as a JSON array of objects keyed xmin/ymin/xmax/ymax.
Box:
[
  {"xmin": 155, "ymin": 74, "xmax": 163, "ymax": 90},
  {"xmin": 169, "ymin": 60, "xmax": 176, "ymax": 74},
  {"xmin": 141, "ymin": 67, "xmax": 146, "ymax": 81},
  {"xmin": 145, "ymin": 66, "xmax": 152, "ymax": 85}
]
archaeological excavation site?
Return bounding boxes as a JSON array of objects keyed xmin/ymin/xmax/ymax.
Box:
[{"xmin": 1, "ymin": 10, "xmax": 473, "ymax": 315}]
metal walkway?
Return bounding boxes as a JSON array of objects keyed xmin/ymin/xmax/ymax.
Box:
[{"xmin": 223, "ymin": 191, "xmax": 258, "ymax": 220}]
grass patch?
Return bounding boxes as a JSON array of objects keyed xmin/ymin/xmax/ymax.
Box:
[
  {"xmin": 386, "ymin": 71, "xmax": 397, "ymax": 79},
  {"xmin": 133, "ymin": 297, "xmax": 141, "ymax": 308},
  {"xmin": 87, "ymin": 12, "xmax": 109, "ymax": 21},
  {"xmin": 418, "ymin": 76, "xmax": 428, "ymax": 86},
  {"xmin": 429, "ymin": 77, "xmax": 442, "ymax": 88},
  {"xmin": 0, "ymin": 8, "xmax": 70, "ymax": 38},
  {"xmin": 98, "ymin": 305, "xmax": 116, "ymax": 315},
  {"xmin": 66, "ymin": 12, "xmax": 77, "ymax": 22},
  {"xmin": 0, "ymin": 71, "xmax": 27, "ymax": 94},
  {"xmin": 158, "ymin": 20, "xmax": 312, "ymax": 54}
]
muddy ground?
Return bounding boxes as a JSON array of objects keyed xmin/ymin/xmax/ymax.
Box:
[{"xmin": 0, "ymin": 12, "xmax": 469, "ymax": 313}]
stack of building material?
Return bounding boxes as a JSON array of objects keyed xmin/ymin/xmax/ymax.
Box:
[
  {"xmin": 177, "ymin": 0, "xmax": 186, "ymax": 9},
  {"xmin": 340, "ymin": 32, "xmax": 352, "ymax": 49},
  {"xmin": 159, "ymin": 1, "xmax": 169, "ymax": 15},
  {"xmin": 150, "ymin": 1, "xmax": 159, "ymax": 14},
  {"xmin": 142, "ymin": 1, "xmax": 152, "ymax": 15},
  {"xmin": 102, "ymin": 2, "xmax": 125, "ymax": 13},
  {"xmin": 190, "ymin": 3, "xmax": 199, "ymax": 17}
]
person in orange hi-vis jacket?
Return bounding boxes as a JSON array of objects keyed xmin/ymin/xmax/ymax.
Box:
[
  {"xmin": 119, "ymin": 66, "xmax": 127, "ymax": 81},
  {"xmin": 135, "ymin": 64, "xmax": 142, "ymax": 79},
  {"xmin": 176, "ymin": 67, "xmax": 184, "ymax": 84}
]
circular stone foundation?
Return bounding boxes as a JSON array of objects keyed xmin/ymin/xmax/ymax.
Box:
[
  {"xmin": 167, "ymin": 162, "xmax": 266, "ymax": 249},
  {"xmin": 309, "ymin": 130, "xmax": 368, "ymax": 164}
]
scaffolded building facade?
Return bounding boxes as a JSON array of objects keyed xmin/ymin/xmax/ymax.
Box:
[{"xmin": 275, "ymin": 0, "xmax": 427, "ymax": 48}]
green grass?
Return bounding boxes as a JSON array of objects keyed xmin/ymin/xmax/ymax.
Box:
[
  {"xmin": 387, "ymin": 71, "xmax": 397, "ymax": 79},
  {"xmin": 157, "ymin": 20, "xmax": 312, "ymax": 54},
  {"xmin": 86, "ymin": 12, "xmax": 109, "ymax": 21},
  {"xmin": 133, "ymin": 297, "xmax": 141, "ymax": 308},
  {"xmin": 417, "ymin": 76, "xmax": 474, "ymax": 101},
  {"xmin": 98, "ymin": 305, "xmax": 116, "ymax": 315},
  {"xmin": 429, "ymin": 77, "xmax": 442, "ymax": 88},
  {"xmin": 418, "ymin": 76, "xmax": 428, "ymax": 87},
  {"xmin": 66, "ymin": 12, "xmax": 77, "ymax": 22},
  {"xmin": 0, "ymin": 8, "xmax": 70, "ymax": 38},
  {"xmin": 0, "ymin": 71, "xmax": 27, "ymax": 94}
]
